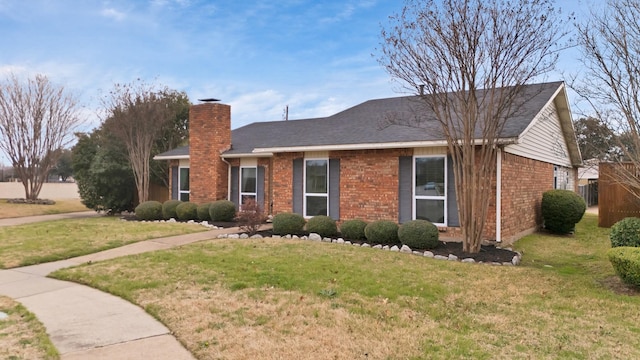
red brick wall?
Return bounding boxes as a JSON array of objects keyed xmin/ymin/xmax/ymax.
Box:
[
  {"xmin": 189, "ymin": 103, "xmax": 231, "ymax": 204},
  {"xmin": 334, "ymin": 149, "xmax": 411, "ymax": 222},
  {"xmin": 500, "ymin": 152, "xmax": 554, "ymax": 242},
  {"xmin": 271, "ymin": 152, "xmax": 302, "ymax": 214}
]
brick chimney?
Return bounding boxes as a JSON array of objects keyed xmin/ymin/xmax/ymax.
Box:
[{"xmin": 188, "ymin": 102, "xmax": 231, "ymax": 204}]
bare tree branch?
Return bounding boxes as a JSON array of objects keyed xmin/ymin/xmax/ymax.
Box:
[
  {"xmin": 573, "ymin": 0, "xmax": 640, "ymax": 198},
  {"xmin": 101, "ymin": 79, "xmax": 182, "ymax": 203},
  {"xmin": 0, "ymin": 73, "xmax": 81, "ymax": 199},
  {"xmin": 378, "ymin": 0, "xmax": 568, "ymax": 252}
]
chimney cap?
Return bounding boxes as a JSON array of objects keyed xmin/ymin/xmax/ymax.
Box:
[{"xmin": 198, "ymin": 98, "xmax": 221, "ymax": 102}]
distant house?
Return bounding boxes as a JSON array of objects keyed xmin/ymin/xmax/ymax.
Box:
[{"xmin": 155, "ymin": 81, "xmax": 581, "ymax": 243}]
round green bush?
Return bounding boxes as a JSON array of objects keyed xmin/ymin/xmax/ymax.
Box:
[
  {"xmin": 135, "ymin": 201, "xmax": 163, "ymax": 221},
  {"xmin": 209, "ymin": 200, "xmax": 237, "ymax": 222},
  {"xmin": 541, "ymin": 189, "xmax": 586, "ymax": 234},
  {"xmin": 340, "ymin": 219, "xmax": 368, "ymax": 240},
  {"xmin": 272, "ymin": 212, "xmax": 306, "ymax": 235},
  {"xmin": 398, "ymin": 220, "xmax": 439, "ymax": 249},
  {"xmin": 364, "ymin": 220, "xmax": 399, "ymax": 245},
  {"xmin": 306, "ymin": 215, "xmax": 338, "ymax": 237},
  {"xmin": 610, "ymin": 217, "xmax": 640, "ymax": 248},
  {"xmin": 608, "ymin": 247, "xmax": 640, "ymax": 287},
  {"xmin": 176, "ymin": 202, "xmax": 198, "ymax": 221},
  {"xmin": 197, "ymin": 202, "xmax": 213, "ymax": 221},
  {"xmin": 162, "ymin": 200, "xmax": 182, "ymax": 220}
]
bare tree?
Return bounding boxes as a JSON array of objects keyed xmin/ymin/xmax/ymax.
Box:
[
  {"xmin": 101, "ymin": 80, "xmax": 183, "ymax": 203},
  {"xmin": 379, "ymin": 0, "xmax": 567, "ymax": 252},
  {"xmin": 573, "ymin": 0, "xmax": 640, "ymax": 200},
  {"xmin": 0, "ymin": 74, "xmax": 80, "ymax": 200}
]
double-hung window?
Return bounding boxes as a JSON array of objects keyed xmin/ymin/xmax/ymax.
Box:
[
  {"xmin": 304, "ymin": 159, "xmax": 328, "ymax": 217},
  {"xmin": 414, "ymin": 156, "xmax": 446, "ymax": 225},
  {"xmin": 240, "ymin": 167, "xmax": 257, "ymax": 206},
  {"xmin": 178, "ymin": 167, "xmax": 190, "ymax": 202}
]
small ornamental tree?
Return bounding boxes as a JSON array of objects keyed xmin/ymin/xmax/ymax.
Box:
[{"xmin": 235, "ymin": 199, "xmax": 266, "ymax": 236}]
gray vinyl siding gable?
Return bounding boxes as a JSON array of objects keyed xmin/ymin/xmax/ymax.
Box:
[{"xmin": 505, "ymin": 101, "xmax": 572, "ymax": 167}]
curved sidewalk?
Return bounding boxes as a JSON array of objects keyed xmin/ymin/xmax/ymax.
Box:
[
  {"xmin": 0, "ymin": 211, "xmax": 100, "ymax": 227},
  {"xmin": 0, "ymin": 217, "xmax": 240, "ymax": 359}
]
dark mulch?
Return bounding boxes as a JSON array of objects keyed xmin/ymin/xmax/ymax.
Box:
[
  {"xmin": 119, "ymin": 217, "xmax": 518, "ymax": 263},
  {"xmin": 428, "ymin": 241, "xmax": 517, "ymax": 263},
  {"xmin": 254, "ymin": 230, "xmax": 517, "ymax": 263}
]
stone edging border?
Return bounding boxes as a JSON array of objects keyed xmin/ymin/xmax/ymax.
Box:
[{"xmin": 215, "ymin": 231, "xmax": 522, "ymax": 266}]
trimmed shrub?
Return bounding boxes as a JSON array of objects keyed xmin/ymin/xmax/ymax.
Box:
[
  {"xmin": 340, "ymin": 219, "xmax": 368, "ymax": 241},
  {"xmin": 608, "ymin": 247, "xmax": 640, "ymax": 287},
  {"xmin": 209, "ymin": 200, "xmax": 237, "ymax": 222},
  {"xmin": 176, "ymin": 202, "xmax": 198, "ymax": 221},
  {"xmin": 236, "ymin": 199, "xmax": 266, "ymax": 236},
  {"xmin": 197, "ymin": 202, "xmax": 213, "ymax": 221},
  {"xmin": 272, "ymin": 213, "xmax": 306, "ymax": 235},
  {"xmin": 610, "ymin": 217, "xmax": 640, "ymax": 248},
  {"xmin": 364, "ymin": 220, "xmax": 399, "ymax": 245},
  {"xmin": 398, "ymin": 220, "xmax": 439, "ymax": 249},
  {"xmin": 541, "ymin": 189, "xmax": 586, "ymax": 234},
  {"xmin": 306, "ymin": 215, "xmax": 338, "ymax": 237},
  {"xmin": 162, "ymin": 200, "xmax": 182, "ymax": 220},
  {"xmin": 135, "ymin": 201, "xmax": 163, "ymax": 221}
]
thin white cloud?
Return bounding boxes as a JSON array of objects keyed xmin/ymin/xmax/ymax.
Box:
[{"xmin": 101, "ymin": 7, "xmax": 126, "ymax": 21}]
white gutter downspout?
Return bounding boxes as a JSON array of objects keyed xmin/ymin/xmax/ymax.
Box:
[{"xmin": 496, "ymin": 148, "xmax": 502, "ymax": 243}]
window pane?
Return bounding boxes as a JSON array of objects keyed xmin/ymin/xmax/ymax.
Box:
[
  {"xmin": 241, "ymin": 168, "xmax": 257, "ymax": 193},
  {"xmin": 179, "ymin": 168, "xmax": 189, "ymax": 191},
  {"xmin": 306, "ymin": 160, "xmax": 328, "ymax": 194},
  {"xmin": 179, "ymin": 192, "xmax": 189, "ymax": 202},
  {"xmin": 415, "ymin": 157, "xmax": 445, "ymax": 196},
  {"xmin": 416, "ymin": 199, "xmax": 444, "ymax": 223},
  {"xmin": 306, "ymin": 196, "xmax": 327, "ymax": 216},
  {"xmin": 241, "ymin": 194, "xmax": 256, "ymax": 205}
]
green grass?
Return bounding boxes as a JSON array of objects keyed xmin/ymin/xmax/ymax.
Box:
[
  {"xmin": 0, "ymin": 296, "xmax": 59, "ymax": 359},
  {"xmin": 0, "ymin": 199, "xmax": 88, "ymax": 218},
  {"xmin": 0, "ymin": 217, "xmax": 206, "ymax": 268},
  {"xmin": 51, "ymin": 214, "xmax": 640, "ymax": 359}
]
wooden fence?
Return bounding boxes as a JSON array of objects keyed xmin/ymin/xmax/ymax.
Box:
[{"xmin": 598, "ymin": 162, "xmax": 640, "ymax": 227}]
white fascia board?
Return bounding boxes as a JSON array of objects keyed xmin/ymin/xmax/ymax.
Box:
[
  {"xmin": 153, "ymin": 154, "xmax": 190, "ymax": 160},
  {"xmin": 222, "ymin": 152, "xmax": 274, "ymax": 159},
  {"xmin": 252, "ymin": 139, "xmax": 518, "ymax": 153}
]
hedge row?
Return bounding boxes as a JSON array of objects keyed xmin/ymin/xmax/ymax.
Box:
[
  {"xmin": 135, "ymin": 199, "xmax": 240, "ymax": 222},
  {"xmin": 272, "ymin": 213, "xmax": 439, "ymax": 250}
]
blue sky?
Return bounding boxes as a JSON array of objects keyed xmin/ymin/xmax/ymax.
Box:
[{"xmin": 0, "ymin": 0, "xmax": 588, "ymax": 137}]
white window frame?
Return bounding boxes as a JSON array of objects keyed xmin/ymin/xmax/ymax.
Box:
[
  {"xmin": 178, "ymin": 166, "xmax": 189, "ymax": 202},
  {"xmin": 413, "ymin": 155, "xmax": 447, "ymax": 226},
  {"xmin": 239, "ymin": 166, "xmax": 257, "ymax": 207},
  {"xmin": 303, "ymin": 158, "xmax": 329, "ymax": 218}
]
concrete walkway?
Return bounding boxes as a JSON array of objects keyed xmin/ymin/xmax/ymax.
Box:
[
  {"xmin": 0, "ymin": 211, "xmax": 100, "ymax": 227},
  {"xmin": 0, "ymin": 213, "xmax": 242, "ymax": 359}
]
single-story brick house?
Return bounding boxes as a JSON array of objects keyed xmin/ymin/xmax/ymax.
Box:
[{"xmin": 155, "ymin": 81, "xmax": 581, "ymax": 243}]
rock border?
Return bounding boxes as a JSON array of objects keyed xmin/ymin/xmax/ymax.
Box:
[{"xmin": 216, "ymin": 231, "xmax": 522, "ymax": 266}]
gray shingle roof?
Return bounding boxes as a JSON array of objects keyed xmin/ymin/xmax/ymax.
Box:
[
  {"xmin": 155, "ymin": 81, "xmax": 565, "ymax": 158},
  {"xmin": 154, "ymin": 145, "xmax": 189, "ymax": 159},
  {"xmin": 224, "ymin": 81, "xmax": 563, "ymax": 155}
]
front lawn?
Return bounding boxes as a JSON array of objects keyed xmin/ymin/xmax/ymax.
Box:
[
  {"xmin": 0, "ymin": 217, "xmax": 207, "ymax": 268},
  {"xmin": 0, "ymin": 199, "xmax": 88, "ymax": 219},
  {"xmin": 0, "ymin": 296, "xmax": 58, "ymax": 359},
  {"xmin": 51, "ymin": 214, "xmax": 640, "ymax": 359}
]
